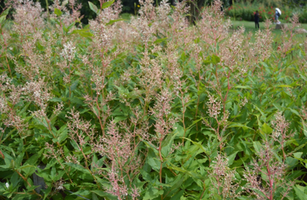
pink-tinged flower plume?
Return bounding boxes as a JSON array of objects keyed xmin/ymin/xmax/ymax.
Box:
[
  {"xmin": 60, "ymin": 41, "xmax": 76, "ymax": 62},
  {"xmin": 244, "ymin": 141, "xmax": 294, "ymax": 200}
]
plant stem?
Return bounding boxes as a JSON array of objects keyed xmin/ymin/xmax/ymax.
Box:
[
  {"xmin": 223, "ymin": 70, "xmax": 231, "ymax": 113},
  {"xmin": 95, "ymin": 95, "xmax": 105, "ymax": 137},
  {"xmin": 158, "ymin": 135, "xmax": 164, "ymax": 195},
  {"xmin": 45, "ymin": 0, "xmax": 49, "ymax": 19},
  {"xmin": 200, "ymin": 181, "xmax": 206, "ymax": 199},
  {"xmin": 14, "ymin": 170, "xmax": 42, "ymax": 198},
  {"xmin": 267, "ymin": 162, "xmax": 273, "ymax": 200},
  {"xmin": 194, "ymin": 71, "xmax": 201, "ymax": 138}
]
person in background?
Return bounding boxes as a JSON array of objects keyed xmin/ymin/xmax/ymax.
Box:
[
  {"xmin": 275, "ymin": 8, "xmax": 281, "ymax": 24},
  {"xmin": 254, "ymin": 11, "xmax": 260, "ymax": 29}
]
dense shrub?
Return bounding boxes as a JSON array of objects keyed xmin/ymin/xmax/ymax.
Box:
[
  {"xmin": 299, "ymin": 10, "xmax": 307, "ymax": 23},
  {"xmin": 293, "ymin": 7, "xmax": 307, "ymax": 23},
  {"xmin": 225, "ymin": 2, "xmax": 293, "ymax": 22},
  {"xmin": 1, "ymin": 0, "xmax": 307, "ymax": 199}
]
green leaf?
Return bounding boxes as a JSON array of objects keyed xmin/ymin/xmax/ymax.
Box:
[
  {"xmin": 234, "ymin": 85, "xmax": 252, "ymax": 89},
  {"xmin": 51, "ymin": 167, "xmax": 56, "ymax": 180},
  {"xmin": 154, "ymin": 37, "xmax": 168, "ymax": 44},
  {"xmin": 12, "ymin": 193, "xmax": 33, "ymax": 200},
  {"xmin": 49, "ymin": 97, "xmax": 62, "ymax": 102},
  {"xmin": 253, "ymin": 105, "xmax": 266, "ymax": 122},
  {"xmin": 144, "ymin": 187, "xmax": 163, "ymax": 200},
  {"xmin": 19, "ymin": 165, "xmax": 37, "ymax": 177},
  {"xmin": 0, "ymin": 151, "xmax": 13, "ymax": 169},
  {"xmin": 168, "ymin": 174, "xmax": 187, "ymax": 197},
  {"xmin": 11, "ymin": 172, "xmax": 21, "ymax": 188},
  {"xmin": 67, "ymin": 22, "xmax": 75, "ymax": 32},
  {"xmin": 65, "ymin": 163, "xmax": 91, "ymax": 175},
  {"xmin": 294, "ymin": 185, "xmax": 307, "ymax": 200},
  {"xmin": 203, "ymin": 54, "xmax": 220, "ymax": 65},
  {"xmin": 106, "ymin": 19, "xmax": 124, "ymax": 26},
  {"xmin": 70, "ymin": 80, "xmax": 79, "ymax": 91},
  {"xmin": 58, "ymin": 125, "xmax": 68, "ymax": 143},
  {"xmin": 293, "ymin": 152, "xmax": 303, "ymax": 159},
  {"xmin": 91, "ymin": 190, "xmax": 115, "ymax": 198},
  {"xmin": 0, "ymin": 8, "xmax": 10, "ymax": 24},
  {"xmin": 92, "ymin": 193, "xmax": 99, "ymax": 200},
  {"xmin": 253, "ymin": 141, "xmax": 262, "ymax": 154},
  {"xmin": 228, "ymin": 122, "xmax": 254, "ymax": 131},
  {"xmin": 183, "ymin": 137, "xmax": 210, "ymax": 155},
  {"xmin": 54, "ymin": 8, "xmax": 62, "ymax": 17},
  {"xmin": 44, "ymin": 158, "xmax": 57, "ymax": 170},
  {"xmin": 286, "ymin": 157, "xmax": 298, "ymax": 169},
  {"xmin": 227, "ymin": 151, "xmax": 238, "ymax": 166},
  {"xmin": 147, "ymin": 150, "xmax": 161, "ymax": 171},
  {"xmin": 78, "ymin": 31, "xmax": 93, "ymax": 38},
  {"xmin": 261, "ymin": 123, "xmax": 272, "ymax": 134},
  {"xmin": 35, "ymin": 170, "xmax": 52, "ymax": 182},
  {"xmin": 24, "ymin": 152, "xmax": 41, "ymax": 166},
  {"xmin": 101, "ymin": 0, "xmax": 115, "ymax": 9},
  {"xmin": 161, "ymin": 132, "xmax": 177, "ymax": 156},
  {"xmin": 289, "ymin": 108, "xmax": 300, "ymax": 117},
  {"xmin": 70, "ymin": 140, "xmax": 80, "ymax": 151},
  {"xmin": 71, "ymin": 29, "xmax": 93, "ymax": 38},
  {"xmin": 15, "ymin": 152, "xmax": 25, "ymax": 168},
  {"xmin": 211, "ymin": 54, "xmax": 220, "ymax": 64},
  {"xmin": 170, "ymin": 190, "xmax": 184, "ymax": 200},
  {"xmin": 174, "ymin": 123, "xmax": 184, "ymax": 137},
  {"xmin": 0, "ymin": 16, "xmax": 6, "ymax": 25},
  {"xmin": 64, "ymin": 22, "xmax": 75, "ymax": 34},
  {"xmin": 0, "ymin": 7, "xmax": 10, "ymax": 17},
  {"xmin": 71, "ymin": 190, "xmax": 90, "ymax": 196},
  {"xmin": 277, "ymin": 85, "xmax": 292, "ymax": 88},
  {"xmin": 88, "ymin": 1, "xmax": 99, "ymax": 14},
  {"xmin": 113, "ymin": 116, "xmax": 127, "ymax": 123},
  {"xmin": 69, "ymin": 97, "xmax": 84, "ymax": 105}
]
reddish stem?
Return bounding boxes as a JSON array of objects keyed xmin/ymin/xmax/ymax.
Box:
[{"xmin": 266, "ymin": 162, "xmax": 273, "ymax": 200}]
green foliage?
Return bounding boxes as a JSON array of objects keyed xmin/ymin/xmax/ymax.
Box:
[
  {"xmin": 88, "ymin": 1, "xmax": 99, "ymax": 14},
  {"xmin": 225, "ymin": 2, "xmax": 294, "ymax": 22},
  {"xmin": 292, "ymin": 6, "xmax": 307, "ymax": 23},
  {"xmin": 1, "ymin": 0, "xmax": 307, "ymax": 199}
]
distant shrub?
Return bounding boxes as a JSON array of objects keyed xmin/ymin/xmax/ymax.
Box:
[
  {"xmin": 225, "ymin": 2, "xmax": 294, "ymax": 23},
  {"xmin": 294, "ymin": 8, "xmax": 307, "ymax": 23}
]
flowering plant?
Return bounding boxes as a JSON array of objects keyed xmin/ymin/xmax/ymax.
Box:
[{"xmin": 0, "ymin": 0, "xmax": 306, "ymax": 199}]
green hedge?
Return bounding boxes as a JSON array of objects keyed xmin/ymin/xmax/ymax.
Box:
[
  {"xmin": 225, "ymin": 3, "xmax": 294, "ymax": 23},
  {"xmin": 294, "ymin": 8, "xmax": 307, "ymax": 23}
]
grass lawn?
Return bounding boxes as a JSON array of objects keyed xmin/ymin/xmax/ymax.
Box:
[{"xmin": 231, "ymin": 20, "xmax": 307, "ymax": 43}]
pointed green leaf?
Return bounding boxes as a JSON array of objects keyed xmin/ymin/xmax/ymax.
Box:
[
  {"xmin": 54, "ymin": 8, "xmax": 62, "ymax": 17},
  {"xmin": 15, "ymin": 152, "xmax": 25, "ymax": 168},
  {"xmin": 294, "ymin": 185, "xmax": 307, "ymax": 200},
  {"xmin": 88, "ymin": 1, "xmax": 99, "ymax": 14},
  {"xmin": 261, "ymin": 123, "xmax": 272, "ymax": 134},
  {"xmin": 101, "ymin": 0, "xmax": 115, "ymax": 9},
  {"xmin": 227, "ymin": 151, "xmax": 238, "ymax": 166},
  {"xmin": 144, "ymin": 187, "xmax": 163, "ymax": 200},
  {"xmin": 106, "ymin": 18, "xmax": 124, "ymax": 26},
  {"xmin": 0, "ymin": 8, "xmax": 10, "ymax": 17},
  {"xmin": 147, "ymin": 152, "xmax": 161, "ymax": 171},
  {"xmin": 19, "ymin": 165, "xmax": 36, "ymax": 177},
  {"xmin": 253, "ymin": 141, "xmax": 262, "ymax": 154},
  {"xmin": 0, "ymin": 16, "xmax": 6, "ymax": 24},
  {"xmin": 24, "ymin": 153, "xmax": 40, "ymax": 166},
  {"xmin": 91, "ymin": 190, "xmax": 116, "ymax": 198},
  {"xmin": 65, "ymin": 163, "xmax": 91, "ymax": 175}
]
